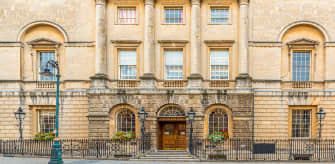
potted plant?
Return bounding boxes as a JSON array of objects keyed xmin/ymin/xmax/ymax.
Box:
[
  {"xmin": 34, "ymin": 132, "xmax": 55, "ymax": 140},
  {"xmin": 208, "ymin": 130, "xmax": 229, "ymax": 143},
  {"xmin": 112, "ymin": 131, "xmax": 136, "ymax": 141},
  {"xmin": 207, "ymin": 130, "xmax": 229, "ymax": 160}
]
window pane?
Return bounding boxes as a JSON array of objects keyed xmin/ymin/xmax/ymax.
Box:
[
  {"xmin": 211, "ymin": 8, "xmax": 229, "ymax": 23},
  {"xmin": 117, "ymin": 109, "xmax": 136, "ymax": 133},
  {"xmin": 165, "ymin": 50, "xmax": 183, "ymax": 80},
  {"xmin": 209, "ymin": 109, "xmax": 228, "ymax": 135},
  {"xmin": 118, "ymin": 8, "xmax": 136, "ymax": 24},
  {"xmin": 210, "ymin": 50, "xmax": 229, "ymax": 80},
  {"xmin": 165, "ymin": 8, "xmax": 183, "ymax": 24},
  {"xmin": 292, "ymin": 52, "xmax": 310, "ymax": 81},
  {"xmin": 39, "ymin": 110, "xmax": 56, "ymax": 133},
  {"xmin": 119, "ymin": 50, "xmax": 137, "ymax": 80},
  {"xmin": 40, "ymin": 52, "xmax": 55, "ymax": 81},
  {"xmin": 292, "ymin": 109, "xmax": 311, "ymax": 138}
]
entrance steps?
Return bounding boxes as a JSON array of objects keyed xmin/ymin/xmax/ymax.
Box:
[{"xmin": 132, "ymin": 150, "xmax": 200, "ymax": 162}]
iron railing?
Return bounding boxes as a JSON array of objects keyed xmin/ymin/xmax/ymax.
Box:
[
  {"xmin": 0, "ymin": 135, "xmax": 151, "ymax": 159},
  {"xmin": 190, "ymin": 138, "xmax": 335, "ymax": 161}
]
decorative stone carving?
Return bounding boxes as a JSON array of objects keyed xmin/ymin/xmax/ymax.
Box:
[
  {"xmin": 159, "ymin": 107, "xmax": 185, "ymax": 117},
  {"xmin": 95, "ymin": 0, "xmax": 107, "ymax": 5},
  {"xmin": 117, "ymin": 89, "xmax": 128, "ymax": 104}
]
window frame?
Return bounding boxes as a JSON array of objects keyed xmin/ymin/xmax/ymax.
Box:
[
  {"xmin": 111, "ymin": 40, "xmax": 141, "ymax": 80},
  {"xmin": 209, "ymin": 49, "xmax": 230, "ymax": 80},
  {"xmin": 204, "ymin": 105, "xmax": 233, "ymax": 139},
  {"xmin": 163, "ymin": 48, "xmax": 185, "ymax": 80},
  {"xmin": 208, "ymin": 5, "xmax": 232, "ymax": 25},
  {"xmin": 30, "ymin": 106, "xmax": 56, "ymax": 137},
  {"xmin": 117, "ymin": 49, "xmax": 138, "ymax": 80},
  {"xmin": 162, "ymin": 5, "xmax": 186, "ymax": 25},
  {"xmin": 205, "ymin": 41, "xmax": 234, "ymax": 80},
  {"xmin": 288, "ymin": 106, "xmax": 317, "ymax": 139},
  {"xmin": 116, "ymin": 6, "xmax": 138, "ymax": 25},
  {"xmin": 116, "ymin": 108, "xmax": 136, "ymax": 133},
  {"xmin": 208, "ymin": 109, "xmax": 229, "ymax": 135},
  {"xmin": 38, "ymin": 50, "xmax": 57, "ymax": 81},
  {"xmin": 290, "ymin": 49, "xmax": 313, "ymax": 82},
  {"xmin": 38, "ymin": 109, "xmax": 56, "ymax": 133},
  {"xmin": 109, "ymin": 104, "xmax": 140, "ymax": 137}
]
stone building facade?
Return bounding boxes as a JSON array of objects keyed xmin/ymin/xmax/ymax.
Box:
[{"xmin": 0, "ymin": 0, "xmax": 335, "ymax": 150}]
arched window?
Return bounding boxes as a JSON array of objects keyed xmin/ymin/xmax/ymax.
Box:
[
  {"xmin": 159, "ymin": 106, "xmax": 185, "ymax": 117},
  {"xmin": 117, "ymin": 109, "xmax": 136, "ymax": 132},
  {"xmin": 208, "ymin": 109, "xmax": 228, "ymax": 135}
]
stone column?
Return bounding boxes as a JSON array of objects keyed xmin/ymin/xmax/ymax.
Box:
[
  {"xmin": 236, "ymin": 0, "xmax": 251, "ymax": 87},
  {"xmin": 140, "ymin": 0, "xmax": 156, "ymax": 88},
  {"xmin": 188, "ymin": 0, "xmax": 203, "ymax": 89},
  {"xmin": 91, "ymin": 0, "xmax": 108, "ymax": 88}
]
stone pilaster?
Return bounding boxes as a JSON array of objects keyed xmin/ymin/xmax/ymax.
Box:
[
  {"xmin": 91, "ymin": 0, "xmax": 108, "ymax": 88},
  {"xmin": 188, "ymin": 0, "xmax": 203, "ymax": 89},
  {"xmin": 237, "ymin": 0, "xmax": 251, "ymax": 88},
  {"xmin": 140, "ymin": 0, "xmax": 156, "ymax": 88}
]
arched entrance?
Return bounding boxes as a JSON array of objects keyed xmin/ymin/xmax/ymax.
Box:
[{"xmin": 157, "ymin": 105, "xmax": 186, "ymax": 150}]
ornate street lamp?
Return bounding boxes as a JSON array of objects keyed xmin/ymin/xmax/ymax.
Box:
[
  {"xmin": 316, "ymin": 107, "xmax": 326, "ymax": 139},
  {"xmin": 40, "ymin": 60, "xmax": 63, "ymax": 164},
  {"xmin": 138, "ymin": 107, "xmax": 147, "ymax": 153},
  {"xmin": 14, "ymin": 107, "xmax": 26, "ymax": 142},
  {"xmin": 188, "ymin": 107, "xmax": 195, "ymax": 153}
]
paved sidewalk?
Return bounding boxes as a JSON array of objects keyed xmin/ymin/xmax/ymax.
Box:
[{"xmin": 1, "ymin": 157, "xmax": 335, "ymax": 164}]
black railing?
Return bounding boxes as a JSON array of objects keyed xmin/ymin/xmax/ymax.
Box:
[
  {"xmin": 0, "ymin": 135, "xmax": 151, "ymax": 159},
  {"xmin": 191, "ymin": 138, "xmax": 335, "ymax": 161}
]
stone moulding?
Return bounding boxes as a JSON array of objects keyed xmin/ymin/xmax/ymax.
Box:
[
  {"xmin": 0, "ymin": 42, "xmax": 23, "ymax": 47},
  {"xmin": 17, "ymin": 20, "xmax": 69, "ymax": 42},
  {"xmin": 64, "ymin": 42, "xmax": 95, "ymax": 47},
  {"xmin": 248, "ymin": 41, "xmax": 282, "ymax": 47},
  {"xmin": 278, "ymin": 20, "xmax": 330, "ymax": 42}
]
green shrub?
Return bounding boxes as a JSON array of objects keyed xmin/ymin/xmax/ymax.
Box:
[
  {"xmin": 112, "ymin": 131, "xmax": 136, "ymax": 141},
  {"xmin": 34, "ymin": 132, "xmax": 55, "ymax": 140}
]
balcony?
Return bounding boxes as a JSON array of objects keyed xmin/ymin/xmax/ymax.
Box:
[
  {"xmin": 117, "ymin": 80, "xmax": 140, "ymax": 88},
  {"xmin": 203, "ymin": 80, "xmax": 235, "ymax": 88},
  {"xmin": 35, "ymin": 81, "xmax": 56, "ymax": 89},
  {"xmin": 159, "ymin": 80, "xmax": 188, "ymax": 88},
  {"xmin": 282, "ymin": 81, "xmax": 325, "ymax": 89}
]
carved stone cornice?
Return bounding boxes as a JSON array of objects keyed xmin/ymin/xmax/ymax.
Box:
[
  {"xmin": 95, "ymin": 0, "xmax": 107, "ymax": 5},
  {"xmin": 0, "ymin": 42, "xmax": 23, "ymax": 47},
  {"xmin": 191, "ymin": 0, "xmax": 201, "ymax": 5},
  {"xmin": 286, "ymin": 38, "xmax": 319, "ymax": 48},
  {"xmin": 143, "ymin": 0, "xmax": 155, "ymax": 5},
  {"xmin": 239, "ymin": 0, "xmax": 249, "ymax": 5},
  {"xmin": 249, "ymin": 41, "xmax": 282, "ymax": 47},
  {"xmin": 325, "ymin": 42, "xmax": 335, "ymax": 47}
]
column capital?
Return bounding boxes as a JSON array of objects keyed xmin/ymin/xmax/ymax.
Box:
[
  {"xmin": 95, "ymin": 0, "xmax": 107, "ymax": 5},
  {"xmin": 143, "ymin": 0, "xmax": 155, "ymax": 5},
  {"xmin": 239, "ymin": 0, "xmax": 249, "ymax": 5},
  {"xmin": 190, "ymin": 0, "xmax": 201, "ymax": 5}
]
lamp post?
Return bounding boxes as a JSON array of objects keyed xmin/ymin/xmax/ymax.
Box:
[
  {"xmin": 40, "ymin": 60, "xmax": 63, "ymax": 164},
  {"xmin": 14, "ymin": 107, "xmax": 26, "ymax": 142},
  {"xmin": 316, "ymin": 107, "xmax": 326, "ymax": 139},
  {"xmin": 138, "ymin": 107, "xmax": 147, "ymax": 153},
  {"xmin": 188, "ymin": 107, "xmax": 195, "ymax": 153}
]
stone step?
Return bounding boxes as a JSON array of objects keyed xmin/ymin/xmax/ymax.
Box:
[
  {"xmin": 144, "ymin": 154, "xmax": 193, "ymax": 157},
  {"xmin": 131, "ymin": 158, "xmax": 200, "ymax": 162},
  {"xmin": 141, "ymin": 156, "xmax": 194, "ymax": 159}
]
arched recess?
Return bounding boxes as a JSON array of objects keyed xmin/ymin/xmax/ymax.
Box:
[
  {"xmin": 109, "ymin": 104, "xmax": 140, "ymax": 138},
  {"xmin": 278, "ymin": 20, "xmax": 330, "ymax": 42},
  {"xmin": 157, "ymin": 104, "xmax": 186, "ymax": 118},
  {"xmin": 280, "ymin": 22, "xmax": 326, "ymax": 81},
  {"xmin": 17, "ymin": 20, "xmax": 69, "ymax": 42},
  {"xmin": 204, "ymin": 104, "xmax": 233, "ymax": 139},
  {"xmin": 20, "ymin": 21, "xmax": 67, "ymax": 81}
]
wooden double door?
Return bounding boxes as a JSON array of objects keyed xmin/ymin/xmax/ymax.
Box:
[{"xmin": 160, "ymin": 122, "xmax": 187, "ymax": 150}]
